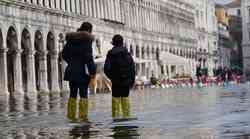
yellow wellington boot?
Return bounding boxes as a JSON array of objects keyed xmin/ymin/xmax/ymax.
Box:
[
  {"xmin": 67, "ymin": 97, "xmax": 77, "ymax": 121},
  {"xmin": 121, "ymin": 97, "xmax": 130, "ymax": 118},
  {"xmin": 112, "ymin": 97, "xmax": 121, "ymax": 118},
  {"xmin": 79, "ymin": 98, "xmax": 88, "ymax": 121}
]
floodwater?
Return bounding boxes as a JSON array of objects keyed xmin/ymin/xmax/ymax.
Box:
[{"xmin": 0, "ymin": 84, "xmax": 250, "ymax": 139}]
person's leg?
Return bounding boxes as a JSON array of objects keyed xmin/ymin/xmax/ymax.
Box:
[
  {"xmin": 112, "ymin": 86, "xmax": 122, "ymax": 118},
  {"xmin": 78, "ymin": 84, "xmax": 89, "ymax": 121},
  {"xmin": 120, "ymin": 86, "xmax": 130, "ymax": 118},
  {"xmin": 68, "ymin": 82, "xmax": 78, "ymax": 120}
]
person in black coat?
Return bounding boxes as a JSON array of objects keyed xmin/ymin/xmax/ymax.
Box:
[
  {"xmin": 62, "ymin": 22, "xmax": 96, "ymax": 121},
  {"xmin": 104, "ymin": 34, "xmax": 136, "ymax": 118}
]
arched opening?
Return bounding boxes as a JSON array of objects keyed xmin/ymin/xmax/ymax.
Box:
[
  {"xmin": 135, "ymin": 45, "xmax": 139, "ymax": 58},
  {"xmin": 151, "ymin": 47, "xmax": 155, "ymax": 59},
  {"xmin": 146, "ymin": 46, "xmax": 150, "ymax": 59},
  {"xmin": 21, "ymin": 28, "xmax": 31, "ymax": 92},
  {"xmin": 47, "ymin": 32, "xmax": 55, "ymax": 91},
  {"xmin": 130, "ymin": 45, "xmax": 133, "ymax": 56},
  {"xmin": 141, "ymin": 46, "xmax": 145, "ymax": 59},
  {"xmin": 6, "ymin": 27, "xmax": 18, "ymax": 93},
  {"xmin": 34, "ymin": 31, "xmax": 43, "ymax": 91},
  {"xmin": 96, "ymin": 38, "xmax": 101, "ymax": 56},
  {"xmin": 58, "ymin": 33, "xmax": 64, "ymax": 90},
  {"xmin": 156, "ymin": 47, "xmax": 159, "ymax": 61}
]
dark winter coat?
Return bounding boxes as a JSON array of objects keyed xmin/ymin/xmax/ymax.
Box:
[
  {"xmin": 62, "ymin": 31, "xmax": 96, "ymax": 84},
  {"xmin": 104, "ymin": 46, "xmax": 135, "ymax": 87}
]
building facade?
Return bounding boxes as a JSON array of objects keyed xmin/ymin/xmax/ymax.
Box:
[
  {"xmin": 0, "ymin": 0, "xmax": 217, "ymax": 95},
  {"xmin": 226, "ymin": 0, "xmax": 243, "ymax": 69},
  {"xmin": 194, "ymin": 0, "xmax": 218, "ymax": 76},
  {"xmin": 216, "ymin": 4, "xmax": 231, "ymax": 68},
  {"xmin": 241, "ymin": 0, "xmax": 250, "ymax": 78}
]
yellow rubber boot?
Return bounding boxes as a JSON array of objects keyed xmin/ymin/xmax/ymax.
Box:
[
  {"xmin": 67, "ymin": 97, "xmax": 77, "ymax": 121},
  {"xmin": 79, "ymin": 98, "xmax": 88, "ymax": 121},
  {"xmin": 121, "ymin": 97, "xmax": 130, "ymax": 118},
  {"xmin": 112, "ymin": 97, "xmax": 121, "ymax": 118}
]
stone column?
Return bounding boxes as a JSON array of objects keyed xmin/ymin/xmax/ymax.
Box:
[
  {"xmin": 45, "ymin": 0, "xmax": 49, "ymax": 8},
  {"xmin": 49, "ymin": 49, "xmax": 60, "ymax": 93},
  {"xmin": 88, "ymin": 0, "xmax": 93, "ymax": 17},
  {"xmin": 113, "ymin": 0, "xmax": 117, "ymax": 21},
  {"xmin": 26, "ymin": 50, "xmax": 37, "ymax": 94},
  {"xmin": 55, "ymin": 0, "xmax": 60, "ymax": 9},
  {"xmin": 66, "ymin": 0, "xmax": 71, "ymax": 12},
  {"xmin": 14, "ymin": 49, "xmax": 24, "ymax": 94},
  {"xmin": 96, "ymin": 0, "xmax": 100, "ymax": 18},
  {"xmin": 117, "ymin": 0, "xmax": 121, "ymax": 21},
  {"xmin": 61, "ymin": 60, "xmax": 69, "ymax": 92},
  {"xmin": 92, "ymin": 0, "xmax": 97, "ymax": 18},
  {"xmin": 75, "ymin": 0, "xmax": 80, "ymax": 14},
  {"xmin": 138, "ymin": 45, "xmax": 142, "ymax": 76},
  {"xmin": 84, "ymin": 0, "xmax": 88, "ymax": 16},
  {"xmin": 99, "ymin": 0, "xmax": 104, "ymax": 18},
  {"xmin": 72, "ymin": 0, "xmax": 76, "ymax": 13},
  {"xmin": 168, "ymin": 65, "xmax": 171, "ymax": 78},
  {"xmin": 39, "ymin": 51, "xmax": 49, "ymax": 93},
  {"xmin": 0, "ymin": 48, "xmax": 9, "ymax": 95},
  {"xmin": 61, "ymin": 0, "xmax": 65, "ymax": 11},
  {"xmin": 51, "ymin": 0, "xmax": 55, "ymax": 8}
]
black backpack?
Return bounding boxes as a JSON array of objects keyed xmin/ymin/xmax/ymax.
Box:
[{"xmin": 110, "ymin": 51, "xmax": 135, "ymax": 86}]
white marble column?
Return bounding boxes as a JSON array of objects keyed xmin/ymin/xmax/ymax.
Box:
[
  {"xmin": 112, "ymin": 0, "xmax": 117, "ymax": 21},
  {"xmin": 44, "ymin": 0, "xmax": 49, "ymax": 8},
  {"xmin": 96, "ymin": 0, "xmax": 100, "ymax": 18},
  {"xmin": 61, "ymin": 0, "xmax": 65, "ymax": 11},
  {"xmin": 168, "ymin": 65, "xmax": 171, "ymax": 78},
  {"xmin": 75, "ymin": 0, "xmax": 80, "ymax": 14},
  {"xmin": 92, "ymin": 0, "xmax": 97, "ymax": 18},
  {"xmin": 88, "ymin": 0, "xmax": 93, "ymax": 17},
  {"xmin": 117, "ymin": 0, "xmax": 121, "ymax": 21},
  {"xmin": 14, "ymin": 49, "xmax": 24, "ymax": 94},
  {"xmin": 66, "ymin": 0, "xmax": 70, "ymax": 12},
  {"xmin": 26, "ymin": 50, "xmax": 37, "ymax": 94},
  {"xmin": 0, "ymin": 48, "xmax": 9, "ymax": 95},
  {"xmin": 51, "ymin": 0, "xmax": 55, "ymax": 8},
  {"xmin": 72, "ymin": 0, "xmax": 76, "ymax": 13},
  {"xmin": 39, "ymin": 50, "xmax": 49, "ymax": 93},
  {"xmin": 99, "ymin": 0, "xmax": 104, "ymax": 18},
  {"xmin": 49, "ymin": 50, "xmax": 60, "ymax": 93},
  {"xmin": 84, "ymin": 0, "xmax": 88, "ymax": 16},
  {"xmin": 55, "ymin": 0, "xmax": 60, "ymax": 9}
]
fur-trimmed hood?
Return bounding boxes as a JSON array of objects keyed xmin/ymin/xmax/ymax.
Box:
[{"xmin": 65, "ymin": 31, "xmax": 94, "ymax": 41}]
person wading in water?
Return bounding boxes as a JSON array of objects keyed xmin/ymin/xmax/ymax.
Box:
[
  {"xmin": 62, "ymin": 22, "xmax": 96, "ymax": 121},
  {"xmin": 104, "ymin": 34, "xmax": 136, "ymax": 119}
]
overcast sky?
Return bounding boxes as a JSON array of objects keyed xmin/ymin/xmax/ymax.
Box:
[{"xmin": 215, "ymin": 0, "xmax": 233, "ymax": 4}]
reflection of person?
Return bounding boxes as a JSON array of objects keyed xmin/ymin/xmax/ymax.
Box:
[
  {"xmin": 62, "ymin": 22, "xmax": 96, "ymax": 121},
  {"xmin": 104, "ymin": 34, "xmax": 135, "ymax": 118},
  {"xmin": 111, "ymin": 125, "xmax": 140, "ymax": 139},
  {"xmin": 69, "ymin": 124, "xmax": 91, "ymax": 138}
]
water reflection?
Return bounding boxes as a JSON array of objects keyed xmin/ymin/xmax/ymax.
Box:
[
  {"xmin": 0, "ymin": 84, "xmax": 250, "ymax": 138},
  {"xmin": 110, "ymin": 125, "xmax": 140, "ymax": 139},
  {"xmin": 69, "ymin": 124, "xmax": 92, "ymax": 139}
]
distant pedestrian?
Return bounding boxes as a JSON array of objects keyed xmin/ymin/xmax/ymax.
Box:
[
  {"xmin": 62, "ymin": 22, "xmax": 96, "ymax": 121},
  {"xmin": 104, "ymin": 34, "xmax": 136, "ymax": 118}
]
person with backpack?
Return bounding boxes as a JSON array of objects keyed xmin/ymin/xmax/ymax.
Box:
[
  {"xmin": 62, "ymin": 22, "xmax": 96, "ymax": 121},
  {"xmin": 104, "ymin": 34, "xmax": 136, "ymax": 118}
]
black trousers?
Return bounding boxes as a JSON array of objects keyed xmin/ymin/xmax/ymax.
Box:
[
  {"xmin": 112, "ymin": 86, "xmax": 130, "ymax": 98},
  {"xmin": 69, "ymin": 82, "xmax": 88, "ymax": 98}
]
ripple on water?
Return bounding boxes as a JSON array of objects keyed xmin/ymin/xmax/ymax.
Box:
[{"xmin": 0, "ymin": 84, "xmax": 250, "ymax": 138}]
